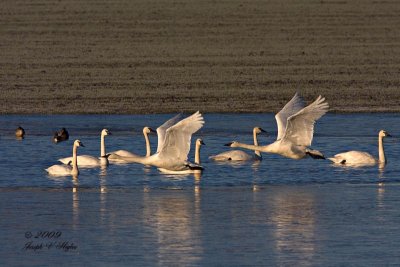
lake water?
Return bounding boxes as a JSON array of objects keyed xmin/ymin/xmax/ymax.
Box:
[{"xmin": 1, "ymin": 113, "xmax": 400, "ymax": 266}]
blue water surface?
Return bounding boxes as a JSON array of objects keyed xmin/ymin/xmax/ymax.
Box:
[{"xmin": 1, "ymin": 113, "xmax": 400, "ymax": 266}]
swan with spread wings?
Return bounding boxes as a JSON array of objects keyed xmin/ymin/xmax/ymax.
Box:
[
  {"xmin": 225, "ymin": 93, "xmax": 329, "ymax": 159},
  {"xmin": 110, "ymin": 111, "xmax": 204, "ymax": 171}
]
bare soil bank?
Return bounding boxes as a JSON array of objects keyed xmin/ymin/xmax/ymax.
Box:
[{"xmin": 1, "ymin": 0, "xmax": 400, "ymax": 114}]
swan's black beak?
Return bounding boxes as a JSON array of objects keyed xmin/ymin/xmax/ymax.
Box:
[
  {"xmin": 200, "ymin": 140, "xmax": 206, "ymax": 145},
  {"xmin": 224, "ymin": 142, "xmax": 233, "ymax": 147},
  {"xmin": 80, "ymin": 143, "xmax": 85, "ymax": 147},
  {"xmin": 149, "ymin": 128, "xmax": 157, "ymax": 133},
  {"xmin": 387, "ymin": 133, "xmax": 393, "ymax": 137},
  {"xmin": 260, "ymin": 128, "xmax": 267, "ymax": 134},
  {"xmin": 107, "ymin": 131, "xmax": 112, "ymax": 135}
]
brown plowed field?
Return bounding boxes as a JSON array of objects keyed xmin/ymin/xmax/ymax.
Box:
[{"xmin": 1, "ymin": 0, "xmax": 400, "ymax": 114}]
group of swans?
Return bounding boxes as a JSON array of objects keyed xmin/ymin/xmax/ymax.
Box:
[
  {"xmin": 45, "ymin": 93, "xmax": 393, "ymax": 176},
  {"xmin": 107, "ymin": 111, "xmax": 204, "ymax": 173},
  {"xmin": 224, "ymin": 93, "xmax": 328, "ymax": 160},
  {"xmin": 47, "ymin": 111, "xmax": 205, "ymax": 176},
  {"xmin": 58, "ymin": 129, "xmax": 112, "ymax": 167},
  {"xmin": 221, "ymin": 93, "xmax": 391, "ymax": 166}
]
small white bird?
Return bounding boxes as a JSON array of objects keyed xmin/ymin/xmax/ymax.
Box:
[
  {"xmin": 46, "ymin": 140, "xmax": 84, "ymax": 176},
  {"xmin": 328, "ymin": 130, "xmax": 391, "ymax": 166},
  {"xmin": 225, "ymin": 93, "xmax": 329, "ymax": 160},
  {"xmin": 110, "ymin": 111, "xmax": 204, "ymax": 171},
  {"xmin": 209, "ymin": 127, "xmax": 266, "ymax": 161},
  {"xmin": 59, "ymin": 129, "xmax": 111, "ymax": 167}
]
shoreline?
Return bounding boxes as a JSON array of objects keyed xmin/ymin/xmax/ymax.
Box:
[{"xmin": 1, "ymin": 110, "xmax": 400, "ymax": 115}]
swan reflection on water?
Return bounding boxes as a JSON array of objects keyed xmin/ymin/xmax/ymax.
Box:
[
  {"xmin": 142, "ymin": 188, "xmax": 203, "ymax": 266},
  {"xmin": 270, "ymin": 191, "xmax": 316, "ymax": 266}
]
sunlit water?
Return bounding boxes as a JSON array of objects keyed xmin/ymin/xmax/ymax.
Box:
[{"xmin": 1, "ymin": 114, "xmax": 400, "ymax": 266}]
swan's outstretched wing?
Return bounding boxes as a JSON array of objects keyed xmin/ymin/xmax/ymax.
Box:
[
  {"xmin": 282, "ymin": 95, "xmax": 329, "ymax": 146},
  {"xmin": 158, "ymin": 111, "xmax": 204, "ymax": 162},
  {"xmin": 275, "ymin": 92, "xmax": 306, "ymax": 140},
  {"xmin": 156, "ymin": 113, "xmax": 184, "ymax": 153}
]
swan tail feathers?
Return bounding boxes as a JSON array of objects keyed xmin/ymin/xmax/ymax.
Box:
[
  {"xmin": 306, "ymin": 149, "xmax": 325, "ymax": 159},
  {"xmin": 185, "ymin": 163, "xmax": 204, "ymax": 170},
  {"xmin": 328, "ymin": 157, "xmax": 346, "ymax": 164},
  {"xmin": 58, "ymin": 157, "xmax": 72, "ymax": 165}
]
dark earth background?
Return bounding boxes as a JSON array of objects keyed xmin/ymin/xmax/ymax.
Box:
[{"xmin": 1, "ymin": 0, "xmax": 400, "ymax": 114}]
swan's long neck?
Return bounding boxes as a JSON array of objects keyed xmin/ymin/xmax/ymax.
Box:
[
  {"xmin": 253, "ymin": 130, "xmax": 262, "ymax": 159},
  {"xmin": 195, "ymin": 143, "xmax": 202, "ymax": 164},
  {"xmin": 115, "ymin": 154, "xmax": 152, "ymax": 165},
  {"xmin": 378, "ymin": 136, "xmax": 386, "ymax": 164},
  {"xmin": 72, "ymin": 144, "xmax": 79, "ymax": 175},
  {"xmin": 100, "ymin": 133, "xmax": 106, "ymax": 157},
  {"xmin": 235, "ymin": 142, "xmax": 273, "ymax": 154},
  {"xmin": 144, "ymin": 131, "xmax": 151, "ymax": 157}
]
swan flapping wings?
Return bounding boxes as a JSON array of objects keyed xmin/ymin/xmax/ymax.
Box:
[
  {"xmin": 156, "ymin": 113, "xmax": 184, "ymax": 153},
  {"xmin": 158, "ymin": 111, "xmax": 204, "ymax": 162},
  {"xmin": 282, "ymin": 95, "xmax": 329, "ymax": 146},
  {"xmin": 275, "ymin": 92, "xmax": 306, "ymax": 140}
]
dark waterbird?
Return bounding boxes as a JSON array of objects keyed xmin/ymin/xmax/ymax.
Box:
[{"xmin": 53, "ymin": 128, "xmax": 69, "ymax": 143}]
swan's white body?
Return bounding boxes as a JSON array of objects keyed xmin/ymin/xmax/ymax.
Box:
[
  {"xmin": 158, "ymin": 138, "xmax": 204, "ymax": 174},
  {"xmin": 59, "ymin": 129, "xmax": 111, "ymax": 167},
  {"xmin": 227, "ymin": 93, "xmax": 329, "ymax": 160},
  {"xmin": 110, "ymin": 112, "xmax": 204, "ymax": 171},
  {"xmin": 209, "ymin": 127, "xmax": 265, "ymax": 161},
  {"xmin": 328, "ymin": 130, "xmax": 390, "ymax": 166},
  {"xmin": 108, "ymin": 127, "xmax": 155, "ymax": 162},
  {"xmin": 46, "ymin": 140, "xmax": 84, "ymax": 176},
  {"xmin": 210, "ymin": 150, "xmax": 253, "ymax": 161}
]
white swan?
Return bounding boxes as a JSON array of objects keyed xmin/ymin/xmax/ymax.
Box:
[
  {"xmin": 209, "ymin": 127, "xmax": 265, "ymax": 161},
  {"xmin": 108, "ymin": 127, "xmax": 155, "ymax": 161},
  {"xmin": 46, "ymin": 140, "xmax": 84, "ymax": 176},
  {"xmin": 109, "ymin": 113, "xmax": 183, "ymax": 163},
  {"xmin": 328, "ymin": 130, "xmax": 391, "ymax": 166},
  {"xmin": 225, "ymin": 93, "xmax": 329, "ymax": 159},
  {"xmin": 58, "ymin": 129, "xmax": 111, "ymax": 167},
  {"xmin": 158, "ymin": 138, "xmax": 205, "ymax": 174},
  {"xmin": 110, "ymin": 111, "xmax": 204, "ymax": 171}
]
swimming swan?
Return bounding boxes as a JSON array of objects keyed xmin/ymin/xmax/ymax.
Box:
[
  {"xmin": 58, "ymin": 129, "xmax": 111, "ymax": 167},
  {"xmin": 46, "ymin": 140, "xmax": 84, "ymax": 176},
  {"xmin": 328, "ymin": 130, "xmax": 391, "ymax": 166},
  {"xmin": 109, "ymin": 113, "xmax": 184, "ymax": 163},
  {"xmin": 225, "ymin": 93, "xmax": 329, "ymax": 159},
  {"xmin": 209, "ymin": 127, "xmax": 266, "ymax": 161},
  {"xmin": 158, "ymin": 138, "xmax": 205, "ymax": 174},
  {"xmin": 108, "ymin": 127, "xmax": 155, "ymax": 161},
  {"xmin": 109, "ymin": 111, "xmax": 204, "ymax": 171}
]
